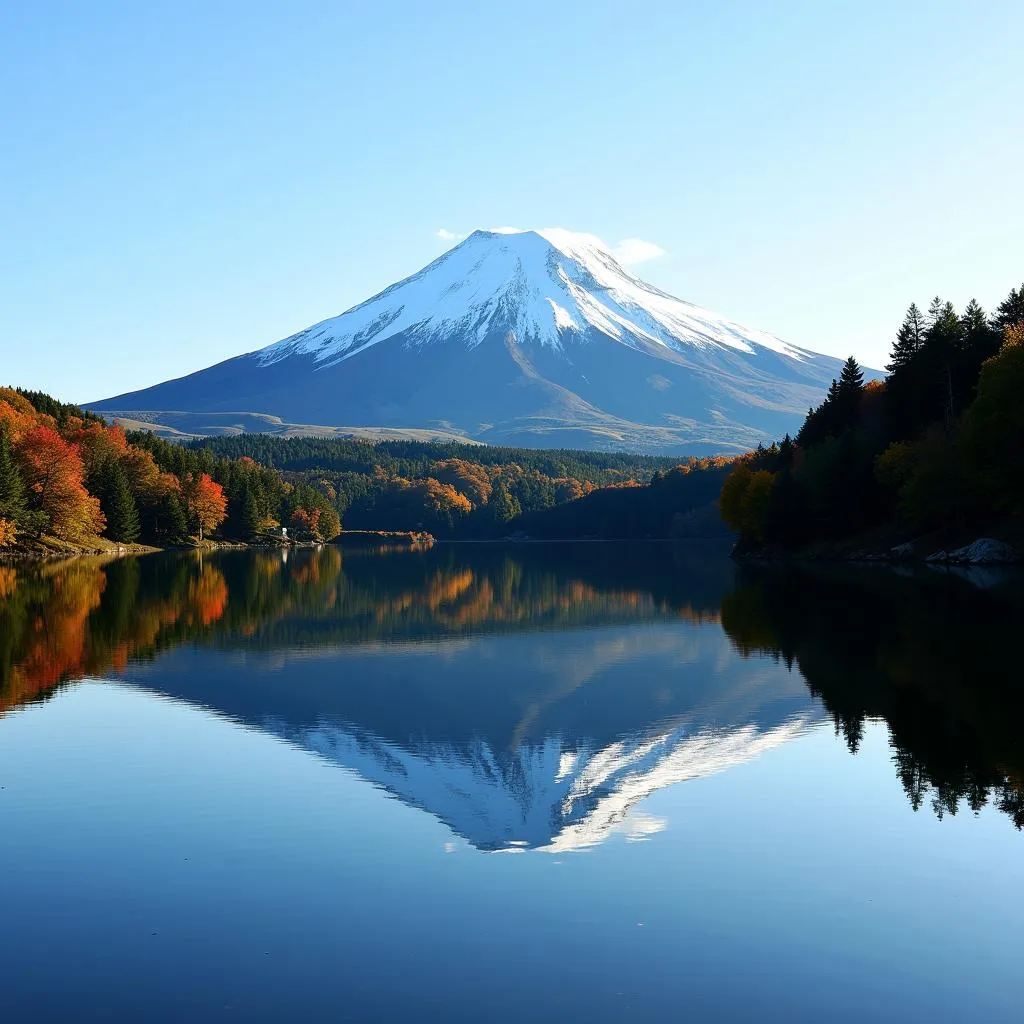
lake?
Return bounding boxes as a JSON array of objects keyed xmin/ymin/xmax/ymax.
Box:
[{"xmin": 1, "ymin": 544, "xmax": 1022, "ymax": 1021}]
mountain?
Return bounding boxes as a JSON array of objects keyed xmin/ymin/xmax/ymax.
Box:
[{"xmin": 90, "ymin": 228, "xmax": 849, "ymax": 453}]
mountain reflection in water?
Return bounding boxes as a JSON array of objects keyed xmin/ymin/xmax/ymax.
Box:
[{"xmin": 1, "ymin": 543, "xmax": 1022, "ymax": 841}]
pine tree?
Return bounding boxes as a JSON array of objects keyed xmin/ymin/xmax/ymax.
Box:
[
  {"xmin": 925, "ymin": 300, "xmax": 962, "ymax": 351},
  {"xmin": 992, "ymin": 283, "xmax": 1024, "ymax": 331},
  {"xmin": 815, "ymin": 356, "xmax": 867, "ymax": 436},
  {"xmin": 959, "ymin": 298, "xmax": 1000, "ymax": 396},
  {"xmin": 837, "ymin": 356, "xmax": 865, "ymax": 396},
  {"xmin": 778, "ymin": 434, "xmax": 794, "ymax": 470},
  {"xmin": 161, "ymin": 492, "xmax": 189, "ymax": 544},
  {"xmin": 921, "ymin": 300, "xmax": 962, "ymax": 426},
  {"xmin": 0, "ymin": 424, "xmax": 27, "ymax": 528},
  {"xmin": 490, "ymin": 484, "xmax": 521, "ymax": 524},
  {"xmin": 103, "ymin": 463, "xmax": 141, "ymax": 543},
  {"xmin": 887, "ymin": 302, "xmax": 926, "ymax": 371},
  {"xmin": 240, "ymin": 483, "xmax": 262, "ymax": 538}
]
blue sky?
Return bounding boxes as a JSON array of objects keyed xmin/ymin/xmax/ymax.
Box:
[{"xmin": 1, "ymin": 0, "xmax": 1021, "ymax": 402}]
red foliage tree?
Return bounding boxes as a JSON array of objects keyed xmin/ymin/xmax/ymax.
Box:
[
  {"xmin": 290, "ymin": 507, "xmax": 322, "ymax": 538},
  {"xmin": 181, "ymin": 472, "xmax": 227, "ymax": 540},
  {"xmin": 17, "ymin": 425, "xmax": 105, "ymax": 539}
]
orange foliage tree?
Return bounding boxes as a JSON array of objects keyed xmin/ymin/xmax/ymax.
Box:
[
  {"xmin": 17, "ymin": 425, "xmax": 105, "ymax": 539},
  {"xmin": 430, "ymin": 459, "xmax": 493, "ymax": 506},
  {"xmin": 181, "ymin": 472, "xmax": 227, "ymax": 540},
  {"xmin": 64, "ymin": 421, "xmax": 129, "ymax": 476},
  {"xmin": 290, "ymin": 507, "xmax": 322, "ymax": 537}
]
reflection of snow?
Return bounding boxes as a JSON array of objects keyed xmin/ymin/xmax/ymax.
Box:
[
  {"xmin": 264, "ymin": 713, "xmax": 820, "ymax": 854},
  {"xmin": 624, "ymin": 813, "xmax": 667, "ymax": 842}
]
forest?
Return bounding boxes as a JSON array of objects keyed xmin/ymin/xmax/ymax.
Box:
[
  {"xmin": 187, "ymin": 436, "xmax": 734, "ymax": 539},
  {"xmin": 0, "ymin": 387, "xmax": 726, "ymax": 548},
  {"xmin": 0, "ymin": 388, "xmax": 339, "ymax": 550},
  {"xmin": 194, "ymin": 434, "xmax": 684, "ymax": 482},
  {"xmin": 719, "ymin": 283, "xmax": 1024, "ymax": 550}
]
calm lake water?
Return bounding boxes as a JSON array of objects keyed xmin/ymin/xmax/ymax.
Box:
[{"xmin": 1, "ymin": 544, "xmax": 1022, "ymax": 1021}]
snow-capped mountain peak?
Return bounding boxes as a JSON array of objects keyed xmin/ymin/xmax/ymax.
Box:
[
  {"xmin": 257, "ymin": 227, "xmax": 811, "ymax": 368},
  {"xmin": 90, "ymin": 226, "xmax": 855, "ymax": 452}
]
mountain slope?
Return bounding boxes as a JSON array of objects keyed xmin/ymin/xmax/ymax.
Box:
[{"xmin": 90, "ymin": 229, "xmax": 849, "ymax": 452}]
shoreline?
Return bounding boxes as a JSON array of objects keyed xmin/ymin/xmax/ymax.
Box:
[
  {"xmin": 1, "ymin": 531, "xmax": 434, "ymax": 562},
  {"xmin": 734, "ymin": 534, "xmax": 1022, "ymax": 568}
]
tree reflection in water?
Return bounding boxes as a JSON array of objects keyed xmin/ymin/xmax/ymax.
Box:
[
  {"xmin": 721, "ymin": 564, "xmax": 1024, "ymax": 827},
  {"xmin": 2, "ymin": 544, "xmax": 1022, "ymax": 828}
]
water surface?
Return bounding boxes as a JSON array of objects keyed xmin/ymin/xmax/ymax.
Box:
[{"xmin": 0, "ymin": 545, "xmax": 1021, "ymax": 1021}]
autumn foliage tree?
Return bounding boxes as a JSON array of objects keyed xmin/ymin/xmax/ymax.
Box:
[
  {"xmin": 0, "ymin": 424, "xmax": 26, "ymax": 546},
  {"xmin": 430, "ymin": 459, "xmax": 493, "ymax": 506},
  {"xmin": 181, "ymin": 473, "xmax": 227, "ymax": 540},
  {"xmin": 17, "ymin": 425, "xmax": 105, "ymax": 540},
  {"xmin": 290, "ymin": 507, "xmax": 322, "ymax": 538},
  {"xmin": 961, "ymin": 323, "xmax": 1024, "ymax": 515},
  {"xmin": 718, "ymin": 463, "xmax": 776, "ymax": 542},
  {"xmin": 1, "ymin": 389, "xmax": 345, "ymax": 549}
]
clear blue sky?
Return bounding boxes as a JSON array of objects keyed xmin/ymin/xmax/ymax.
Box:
[{"xmin": 1, "ymin": 0, "xmax": 1021, "ymax": 402}]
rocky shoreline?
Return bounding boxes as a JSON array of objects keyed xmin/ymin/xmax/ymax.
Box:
[{"xmin": 737, "ymin": 535, "xmax": 1021, "ymax": 567}]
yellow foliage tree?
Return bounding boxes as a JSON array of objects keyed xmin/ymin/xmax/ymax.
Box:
[
  {"xmin": 719, "ymin": 462, "xmax": 776, "ymax": 541},
  {"xmin": 0, "ymin": 517, "xmax": 16, "ymax": 546},
  {"xmin": 961, "ymin": 322, "xmax": 1024, "ymax": 514}
]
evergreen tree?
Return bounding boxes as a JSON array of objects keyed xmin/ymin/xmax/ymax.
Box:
[
  {"xmin": 925, "ymin": 295, "xmax": 946, "ymax": 328},
  {"xmin": 957, "ymin": 298, "xmax": 1000, "ymax": 407},
  {"xmin": 103, "ymin": 463, "xmax": 141, "ymax": 543},
  {"xmin": 0, "ymin": 424, "xmax": 27, "ymax": 528},
  {"xmin": 239, "ymin": 483, "xmax": 262, "ymax": 538},
  {"xmin": 829, "ymin": 356, "xmax": 865, "ymax": 432},
  {"xmin": 928, "ymin": 301, "xmax": 963, "ymax": 425},
  {"xmin": 837, "ymin": 356, "xmax": 865, "ymax": 395},
  {"xmin": 960, "ymin": 298, "xmax": 990, "ymax": 348},
  {"xmin": 887, "ymin": 303, "xmax": 925, "ymax": 371},
  {"xmin": 992, "ymin": 283, "xmax": 1024, "ymax": 330},
  {"xmin": 925, "ymin": 300, "xmax": 962, "ymax": 352},
  {"xmin": 490, "ymin": 484, "xmax": 521, "ymax": 524},
  {"xmin": 161, "ymin": 492, "xmax": 189, "ymax": 544},
  {"xmin": 778, "ymin": 434, "xmax": 794, "ymax": 470}
]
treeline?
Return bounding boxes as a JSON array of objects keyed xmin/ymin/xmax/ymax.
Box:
[
  {"xmin": 191, "ymin": 435, "xmax": 695, "ymax": 539},
  {"xmin": 720, "ymin": 283, "xmax": 1024, "ymax": 548},
  {"xmin": 193, "ymin": 435, "xmax": 683, "ymax": 483},
  {"xmin": 0, "ymin": 388, "xmax": 340, "ymax": 549},
  {"xmin": 128, "ymin": 431, "xmax": 340, "ymax": 543}
]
